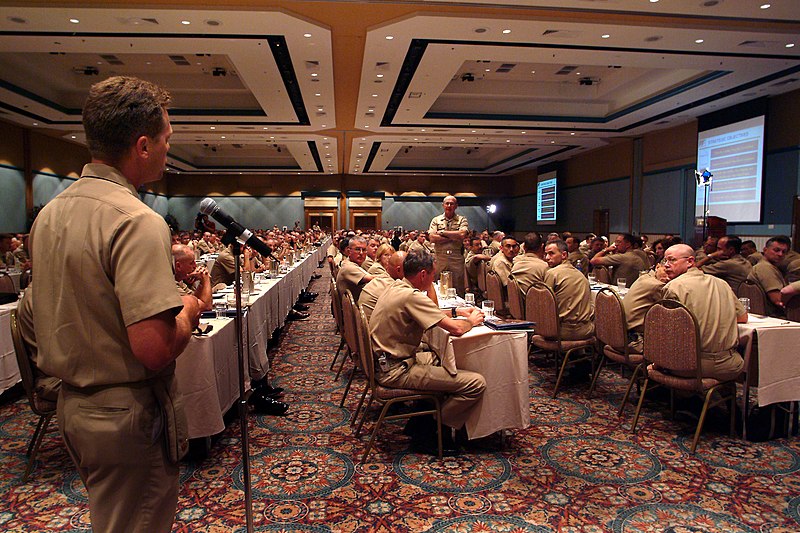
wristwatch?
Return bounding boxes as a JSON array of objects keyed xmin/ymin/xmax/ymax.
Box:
[{"xmin": 451, "ymin": 307, "xmax": 458, "ymax": 318}]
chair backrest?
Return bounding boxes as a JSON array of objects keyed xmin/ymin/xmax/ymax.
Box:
[
  {"xmin": 643, "ymin": 299, "xmax": 701, "ymax": 378},
  {"xmin": 593, "ymin": 265, "xmax": 611, "ymax": 284},
  {"xmin": 477, "ymin": 260, "xmax": 488, "ymax": 292},
  {"xmin": 506, "ymin": 275, "xmax": 525, "ymax": 320},
  {"xmin": 9, "ymin": 309, "xmax": 48, "ymax": 416},
  {"xmin": 525, "ymin": 281, "xmax": 559, "ymax": 339},
  {"xmin": 330, "ymin": 279, "xmax": 345, "ymax": 333},
  {"xmin": 594, "ymin": 288, "xmax": 628, "ymax": 353},
  {"xmin": 646, "ymin": 252, "xmax": 656, "ymax": 268},
  {"xmin": 0, "ymin": 273, "xmax": 14, "ymax": 293},
  {"xmin": 354, "ymin": 303, "xmax": 378, "ymax": 392},
  {"xmin": 738, "ymin": 280, "xmax": 767, "ymax": 316},
  {"xmin": 19, "ymin": 269, "xmax": 31, "ymax": 291},
  {"xmin": 485, "ymin": 270, "xmax": 506, "ymax": 313},
  {"xmin": 786, "ymin": 294, "xmax": 800, "ymax": 322},
  {"xmin": 340, "ymin": 290, "xmax": 361, "ymax": 362}
]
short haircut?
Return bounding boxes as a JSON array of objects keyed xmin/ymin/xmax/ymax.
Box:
[
  {"xmin": 349, "ymin": 236, "xmax": 367, "ymax": 247},
  {"xmin": 766, "ymin": 235, "xmax": 792, "ymax": 248},
  {"xmin": 501, "ymin": 235, "xmax": 518, "ymax": 245},
  {"xmin": 404, "ymin": 249, "xmax": 435, "ymax": 277},
  {"xmin": 523, "ymin": 232, "xmax": 542, "ymax": 252},
  {"xmin": 339, "ymin": 236, "xmax": 350, "ymax": 253},
  {"xmin": 83, "ymin": 76, "xmax": 171, "ymax": 163},
  {"xmin": 619, "ymin": 233, "xmax": 635, "ymax": 246},
  {"xmin": 741, "ymin": 240, "xmax": 756, "ymax": 248},
  {"xmin": 723, "ymin": 235, "xmax": 742, "ymax": 254},
  {"xmin": 591, "ymin": 237, "xmax": 605, "ymax": 246},
  {"xmin": 470, "ymin": 236, "xmax": 483, "ymax": 246},
  {"xmin": 548, "ymin": 239, "xmax": 568, "ymax": 253}
]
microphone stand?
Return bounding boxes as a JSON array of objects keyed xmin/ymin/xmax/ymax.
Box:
[{"xmin": 221, "ymin": 231, "xmax": 254, "ymax": 533}]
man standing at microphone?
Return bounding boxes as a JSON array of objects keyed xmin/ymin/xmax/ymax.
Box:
[{"xmin": 30, "ymin": 76, "xmax": 201, "ymax": 532}]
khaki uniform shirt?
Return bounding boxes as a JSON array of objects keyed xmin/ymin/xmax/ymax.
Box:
[
  {"xmin": 429, "ymin": 213, "xmax": 468, "ymax": 257},
  {"xmin": 596, "ymin": 250, "xmax": 649, "ymax": 285},
  {"xmin": 701, "ymin": 254, "xmax": 752, "ymax": 293},
  {"xmin": 664, "ymin": 267, "xmax": 744, "ymax": 356},
  {"xmin": 367, "ymin": 262, "xmax": 388, "ymax": 277},
  {"xmin": 196, "ymin": 239, "xmax": 213, "ymax": 255},
  {"xmin": 567, "ymin": 250, "xmax": 589, "ymax": 272},
  {"xmin": 370, "ymin": 278, "xmax": 444, "ymax": 359},
  {"xmin": 30, "ymin": 163, "xmax": 182, "ymax": 387},
  {"xmin": 510, "ymin": 253, "xmax": 548, "ymax": 295},
  {"xmin": 488, "ymin": 240, "xmax": 501, "ymax": 257},
  {"xmin": 336, "ymin": 258, "xmax": 370, "ymax": 302},
  {"xmin": 408, "ymin": 240, "xmax": 434, "ymax": 255},
  {"xmin": 464, "ymin": 250, "xmax": 485, "ymax": 289},
  {"xmin": 489, "ymin": 252, "xmax": 514, "ymax": 287},
  {"xmin": 357, "ymin": 274, "xmax": 394, "ymax": 321},
  {"xmin": 746, "ymin": 252, "xmax": 763, "ymax": 266},
  {"xmin": 362, "ymin": 256, "xmax": 375, "ymax": 272},
  {"xmin": 326, "ymin": 243, "xmax": 338, "ymax": 258},
  {"xmin": 210, "ymin": 246, "xmax": 235, "ymax": 287},
  {"xmin": 748, "ymin": 259, "xmax": 787, "ymax": 317},
  {"xmin": 623, "ymin": 271, "xmax": 665, "ymax": 332},
  {"xmin": 543, "ymin": 263, "xmax": 594, "ymax": 339}
]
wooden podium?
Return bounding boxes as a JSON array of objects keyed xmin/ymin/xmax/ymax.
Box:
[{"xmin": 694, "ymin": 215, "xmax": 726, "ymax": 248}]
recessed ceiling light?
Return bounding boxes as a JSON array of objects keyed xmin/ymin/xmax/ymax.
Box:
[
  {"xmin": 371, "ymin": 94, "xmax": 378, "ymax": 97},
  {"xmin": 385, "ymin": 35, "xmax": 394, "ymax": 40},
  {"xmin": 649, "ymin": 0, "xmax": 659, "ymax": 2},
  {"xmin": 315, "ymin": 93, "xmax": 321, "ymax": 97},
  {"xmin": 421, "ymin": 129, "xmax": 426, "ymax": 132},
  {"xmin": 69, "ymin": 18, "xmax": 80, "ymax": 24},
  {"xmin": 460, "ymin": 139, "xmax": 465, "ymax": 142},
  {"xmin": 502, "ymin": 29, "xmax": 511, "ymax": 34},
  {"xmin": 220, "ymin": 135, "xmax": 226, "ymax": 139},
  {"xmin": 695, "ymin": 39, "xmax": 704, "ymax": 44},
  {"xmin": 210, "ymin": 126, "xmax": 216, "ymax": 130},
  {"xmin": 570, "ymin": 132, "xmax": 575, "ymax": 135},
  {"xmin": 321, "ymin": 124, "xmax": 327, "ymax": 128},
  {"xmin": 601, "ymin": 34, "xmax": 610, "ymax": 39},
  {"xmin": 70, "ymin": 135, "xmax": 76, "ymax": 139},
  {"xmin": 303, "ymin": 33, "xmax": 312, "ymax": 38},
  {"xmin": 376, "ymin": 74, "xmax": 384, "ymax": 78},
  {"xmin": 485, "ymin": 68, "xmax": 491, "ymax": 72},
  {"xmin": 531, "ymin": 70, "xmax": 536, "ymax": 74},
  {"xmin": 205, "ymin": 20, "xmax": 221, "ymax": 26},
  {"xmin": 506, "ymin": 139, "xmax": 510, "ymax": 142},
  {"xmin": 181, "ymin": 20, "xmax": 191, "ymax": 25},
  {"xmin": 760, "ymin": 3, "xmax": 771, "ymax": 8},
  {"xmin": 32, "ymin": 122, "xmax": 38, "ymax": 126},
  {"xmin": 364, "ymin": 125, "xmax": 369, "ymax": 128},
  {"xmin": 521, "ymin": 131, "xmax": 526, "ymax": 134},
  {"xmin": 551, "ymin": 140, "xmax": 555, "ymax": 144},
  {"xmin": 787, "ymin": 43, "xmax": 796, "ymax": 48},
  {"xmin": 471, "ymin": 130, "xmax": 476, "ymax": 133},
  {"xmin": 311, "ymin": 73, "xmax": 318, "ymax": 77},
  {"xmin": 263, "ymin": 127, "xmax": 268, "ymax": 130}
]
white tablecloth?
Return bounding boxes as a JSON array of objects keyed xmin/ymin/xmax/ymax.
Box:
[
  {"xmin": 738, "ymin": 315, "xmax": 800, "ymax": 407},
  {"xmin": 0, "ymin": 300, "xmax": 21, "ymax": 394},
  {"xmin": 427, "ymin": 325, "xmax": 530, "ymax": 440}
]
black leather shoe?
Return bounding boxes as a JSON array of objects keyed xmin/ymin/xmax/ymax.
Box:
[
  {"xmin": 298, "ymin": 293, "xmax": 317, "ymax": 303},
  {"xmin": 252, "ymin": 380, "xmax": 284, "ymax": 398},
  {"xmin": 251, "ymin": 393, "xmax": 289, "ymax": 416},
  {"xmin": 288, "ymin": 309, "xmax": 310, "ymax": 320},
  {"xmin": 293, "ymin": 303, "xmax": 310, "ymax": 312},
  {"xmin": 304, "ymin": 291, "xmax": 319, "ymax": 298},
  {"xmin": 311, "ymin": 273, "xmax": 322, "ymax": 279}
]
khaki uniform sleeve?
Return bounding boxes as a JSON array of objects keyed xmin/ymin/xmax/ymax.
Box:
[{"xmin": 407, "ymin": 290, "xmax": 445, "ymax": 331}]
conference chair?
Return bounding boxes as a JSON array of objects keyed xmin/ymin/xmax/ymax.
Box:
[
  {"xmin": 338, "ymin": 290, "xmax": 363, "ymax": 408},
  {"xmin": 485, "ymin": 270, "xmax": 508, "ymax": 316},
  {"xmin": 352, "ymin": 303, "xmax": 443, "ymax": 462},
  {"xmin": 506, "ymin": 275, "xmax": 525, "ymax": 320},
  {"xmin": 19, "ymin": 269, "xmax": 32, "ymax": 291},
  {"xmin": 477, "ymin": 260, "xmax": 488, "ymax": 296},
  {"xmin": 0, "ymin": 272, "xmax": 14, "ymax": 293},
  {"xmin": 738, "ymin": 280, "xmax": 767, "ymax": 316},
  {"xmin": 592, "ymin": 266, "xmax": 612, "ymax": 284},
  {"xmin": 591, "ymin": 288, "xmax": 645, "ymax": 415},
  {"xmin": 525, "ymin": 281, "xmax": 596, "ymax": 398},
  {"xmin": 329, "ymin": 280, "xmax": 348, "ymax": 373},
  {"xmin": 631, "ymin": 299, "xmax": 739, "ymax": 453},
  {"xmin": 10, "ymin": 310, "xmax": 58, "ymax": 482}
]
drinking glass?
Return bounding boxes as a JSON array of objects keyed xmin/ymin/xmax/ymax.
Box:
[
  {"xmin": 241, "ymin": 288, "xmax": 250, "ymax": 306},
  {"xmin": 226, "ymin": 292, "xmax": 237, "ymax": 307},
  {"xmin": 446, "ymin": 287, "xmax": 457, "ymax": 299},
  {"xmin": 214, "ymin": 301, "xmax": 228, "ymax": 319},
  {"xmin": 464, "ymin": 293, "xmax": 475, "ymax": 306},
  {"xmin": 739, "ymin": 297, "xmax": 751, "ymax": 313},
  {"xmin": 617, "ymin": 278, "xmax": 627, "ymax": 290},
  {"xmin": 588, "ymin": 273, "xmax": 596, "ymax": 284},
  {"xmin": 482, "ymin": 299, "xmax": 495, "ymax": 318}
]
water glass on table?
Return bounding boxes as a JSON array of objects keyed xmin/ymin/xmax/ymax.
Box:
[
  {"xmin": 482, "ymin": 299, "xmax": 494, "ymax": 318},
  {"xmin": 739, "ymin": 297, "xmax": 751, "ymax": 313},
  {"xmin": 446, "ymin": 287, "xmax": 457, "ymax": 300},
  {"xmin": 214, "ymin": 301, "xmax": 228, "ymax": 319},
  {"xmin": 588, "ymin": 273, "xmax": 596, "ymax": 284},
  {"xmin": 464, "ymin": 293, "xmax": 475, "ymax": 306},
  {"xmin": 617, "ymin": 278, "xmax": 627, "ymax": 291}
]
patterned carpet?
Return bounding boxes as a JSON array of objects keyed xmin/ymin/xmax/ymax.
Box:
[{"xmin": 2, "ymin": 265, "xmax": 800, "ymax": 532}]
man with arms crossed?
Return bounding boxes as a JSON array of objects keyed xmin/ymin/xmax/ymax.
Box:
[
  {"xmin": 429, "ymin": 195, "xmax": 469, "ymax": 296},
  {"xmin": 31, "ymin": 76, "xmax": 201, "ymax": 533}
]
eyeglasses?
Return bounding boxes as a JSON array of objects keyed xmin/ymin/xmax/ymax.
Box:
[{"xmin": 663, "ymin": 255, "xmax": 691, "ymax": 265}]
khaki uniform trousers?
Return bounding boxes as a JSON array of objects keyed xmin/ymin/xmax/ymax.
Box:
[
  {"xmin": 435, "ymin": 251, "xmax": 467, "ymax": 297},
  {"xmin": 377, "ymin": 352, "xmax": 486, "ymax": 430},
  {"xmin": 59, "ymin": 383, "xmax": 179, "ymax": 533}
]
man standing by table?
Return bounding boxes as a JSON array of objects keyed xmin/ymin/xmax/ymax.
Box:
[
  {"xmin": 429, "ymin": 195, "xmax": 469, "ymax": 296},
  {"xmin": 30, "ymin": 76, "xmax": 201, "ymax": 532}
]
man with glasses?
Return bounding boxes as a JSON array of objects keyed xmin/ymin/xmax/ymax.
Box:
[
  {"xmin": 336, "ymin": 235, "xmax": 374, "ymax": 303},
  {"xmin": 661, "ymin": 244, "xmax": 747, "ymax": 381}
]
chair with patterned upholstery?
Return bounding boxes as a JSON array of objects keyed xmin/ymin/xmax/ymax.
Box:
[
  {"xmin": 352, "ymin": 303, "xmax": 443, "ymax": 462},
  {"xmin": 477, "ymin": 260, "xmax": 488, "ymax": 297},
  {"xmin": 631, "ymin": 299, "xmax": 739, "ymax": 453},
  {"xmin": 10, "ymin": 309, "xmax": 58, "ymax": 481},
  {"xmin": 329, "ymin": 279, "xmax": 348, "ymax": 372},
  {"xmin": 593, "ymin": 265, "xmax": 612, "ymax": 284},
  {"xmin": 485, "ymin": 270, "xmax": 508, "ymax": 316},
  {"xmin": 338, "ymin": 290, "xmax": 364, "ymax": 408},
  {"xmin": 738, "ymin": 280, "xmax": 767, "ymax": 316},
  {"xmin": 591, "ymin": 288, "xmax": 645, "ymax": 414},
  {"xmin": 19, "ymin": 269, "xmax": 32, "ymax": 291},
  {"xmin": 506, "ymin": 275, "xmax": 525, "ymax": 320},
  {"xmin": 0, "ymin": 272, "xmax": 14, "ymax": 293},
  {"xmin": 525, "ymin": 281, "xmax": 596, "ymax": 398}
]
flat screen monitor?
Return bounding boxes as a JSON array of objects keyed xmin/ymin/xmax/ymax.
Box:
[
  {"xmin": 537, "ymin": 171, "xmax": 557, "ymax": 225},
  {"xmin": 695, "ymin": 115, "xmax": 765, "ymax": 223}
]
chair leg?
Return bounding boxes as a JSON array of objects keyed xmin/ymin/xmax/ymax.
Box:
[
  {"xmin": 587, "ymin": 355, "xmax": 606, "ymax": 398},
  {"xmin": 355, "ymin": 397, "xmax": 375, "ymax": 437},
  {"xmin": 617, "ymin": 363, "xmax": 643, "ymax": 417},
  {"xmin": 334, "ymin": 347, "xmax": 350, "ymax": 381},
  {"xmin": 23, "ymin": 414, "xmax": 53, "ymax": 482},
  {"xmin": 329, "ymin": 338, "xmax": 346, "ymax": 371},
  {"xmin": 350, "ymin": 384, "xmax": 370, "ymax": 428},
  {"xmin": 729, "ymin": 384, "xmax": 737, "ymax": 438},
  {"xmin": 362, "ymin": 401, "xmax": 394, "ymax": 463},
  {"xmin": 630, "ymin": 378, "xmax": 650, "ymax": 434},
  {"xmin": 26, "ymin": 414, "xmax": 49, "ymax": 457},
  {"xmin": 552, "ymin": 352, "xmax": 572, "ymax": 399},
  {"xmin": 339, "ymin": 366, "xmax": 358, "ymax": 408},
  {"xmin": 432, "ymin": 398, "xmax": 443, "ymax": 460},
  {"xmin": 691, "ymin": 386, "xmax": 718, "ymax": 453}
]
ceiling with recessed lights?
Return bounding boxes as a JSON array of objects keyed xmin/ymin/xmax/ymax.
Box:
[{"xmin": 0, "ymin": 1, "xmax": 798, "ymax": 179}]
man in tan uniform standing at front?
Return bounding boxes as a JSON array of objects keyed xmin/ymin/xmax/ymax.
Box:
[
  {"xmin": 429, "ymin": 195, "xmax": 469, "ymax": 296},
  {"xmin": 30, "ymin": 76, "xmax": 201, "ymax": 533}
]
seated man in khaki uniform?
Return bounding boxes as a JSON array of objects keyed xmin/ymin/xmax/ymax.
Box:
[
  {"xmin": 543, "ymin": 240, "xmax": 594, "ymax": 341},
  {"xmin": 464, "ymin": 237, "xmax": 491, "ymax": 297},
  {"xmin": 488, "ymin": 235, "xmax": 518, "ymax": 287},
  {"xmin": 210, "ymin": 244, "xmax": 236, "ymax": 289},
  {"xmin": 172, "ymin": 244, "xmax": 212, "ymax": 311},
  {"xmin": 695, "ymin": 235, "xmax": 752, "ymax": 294},
  {"xmin": 622, "ymin": 263, "xmax": 668, "ymax": 353},
  {"xmin": 747, "ymin": 235, "xmax": 791, "ymax": 317},
  {"xmin": 589, "ymin": 233, "xmax": 649, "ymax": 285},
  {"xmin": 336, "ymin": 236, "xmax": 374, "ymax": 303},
  {"xmin": 370, "ymin": 250, "xmax": 486, "ymax": 452},
  {"xmin": 359, "ymin": 251, "xmax": 405, "ymax": 321},
  {"xmin": 662, "ymin": 244, "xmax": 747, "ymax": 381},
  {"xmin": 511, "ymin": 232, "xmax": 548, "ymax": 295}
]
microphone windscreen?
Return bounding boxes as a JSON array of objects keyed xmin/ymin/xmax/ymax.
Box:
[{"xmin": 199, "ymin": 197, "xmax": 217, "ymax": 215}]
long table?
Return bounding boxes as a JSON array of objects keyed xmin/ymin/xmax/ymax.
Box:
[
  {"xmin": 0, "ymin": 301, "xmax": 21, "ymax": 395},
  {"xmin": 738, "ymin": 315, "xmax": 800, "ymax": 407},
  {"xmin": 177, "ymin": 245, "xmax": 326, "ymax": 439}
]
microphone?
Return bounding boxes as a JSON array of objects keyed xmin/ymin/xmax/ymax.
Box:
[{"xmin": 199, "ymin": 198, "xmax": 275, "ymax": 259}]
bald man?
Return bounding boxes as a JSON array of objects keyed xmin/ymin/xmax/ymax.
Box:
[
  {"xmin": 172, "ymin": 244, "xmax": 213, "ymax": 311},
  {"xmin": 661, "ymin": 244, "xmax": 747, "ymax": 381},
  {"xmin": 429, "ymin": 195, "xmax": 469, "ymax": 296}
]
